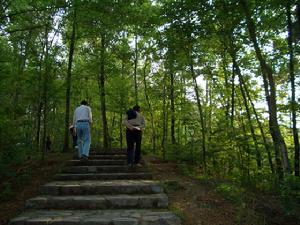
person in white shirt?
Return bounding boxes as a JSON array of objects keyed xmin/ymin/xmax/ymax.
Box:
[
  {"xmin": 122, "ymin": 105, "xmax": 145, "ymax": 167},
  {"xmin": 73, "ymin": 100, "xmax": 92, "ymax": 160}
]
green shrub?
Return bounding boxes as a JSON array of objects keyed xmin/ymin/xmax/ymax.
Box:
[
  {"xmin": 280, "ymin": 175, "xmax": 300, "ymax": 215},
  {"xmin": 0, "ymin": 182, "xmax": 14, "ymax": 201},
  {"xmin": 216, "ymin": 183, "xmax": 245, "ymax": 204}
]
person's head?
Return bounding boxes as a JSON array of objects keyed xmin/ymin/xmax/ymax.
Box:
[
  {"xmin": 81, "ymin": 100, "xmax": 88, "ymax": 105},
  {"xmin": 133, "ymin": 105, "xmax": 140, "ymax": 112}
]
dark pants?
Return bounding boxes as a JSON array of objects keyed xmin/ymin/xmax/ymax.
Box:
[
  {"xmin": 126, "ymin": 129, "xmax": 142, "ymax": 165},
  {"xmin": 72, "ymin": 135, "xmax": 77, "ymax": 149}
]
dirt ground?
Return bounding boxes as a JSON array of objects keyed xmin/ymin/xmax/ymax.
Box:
[
  {"xmin": 0, "ymin": 152, "xmax": 71, "ymax": 225},
  {"xmin": 145, "ymin": 155, "xmax": 238, "ymax": 225},
  {"xmin": 145, "ymin": 155, "xmax": 300, "ymax": 225}
]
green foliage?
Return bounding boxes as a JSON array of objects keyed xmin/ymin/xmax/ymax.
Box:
[
  {"xmin": 178, "ymin": 163, "xmax": 198, "ymax": 177},
  {"xmin": 216, "ymin": 183, "xmax": 245, "ymax": 204},
  {"xmin": 0, "ymin": 2, "xmax": 300, "ymax": 219},
  {"xmin": 280, "ymin": 175, "xmax": 300, "ymax": 215},
  {"xmin": 0, "ymin": 182, "xmax": 14, "ymax": 201}
]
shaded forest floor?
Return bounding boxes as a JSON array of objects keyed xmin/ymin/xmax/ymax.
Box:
[
  {"xmin": 145, "ymin": 155, "xmax": 300, "ymax": 225},
  {"xmin": 0, "ymin": 152, "xmax": 71, "ymax": 225},
  {"xmin": 1, "ymin": 151, "xmax": 300, "ymax": 225}
]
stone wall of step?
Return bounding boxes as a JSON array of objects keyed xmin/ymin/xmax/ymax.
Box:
[{"xmin": 10, "ymin": 149, "xmax": 181, "ymax": 225}]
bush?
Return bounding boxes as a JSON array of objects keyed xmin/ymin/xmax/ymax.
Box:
[
  {"xmin": 216, "ymin": 183, "xmax": 245, "ymax": 204},
  {"xmin": 280, "ymin": 175, "xmax": 300, "ymax": 215}
]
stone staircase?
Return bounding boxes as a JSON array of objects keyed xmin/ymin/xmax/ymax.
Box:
[{"xmin": 10, "ymin": 149, "xmax": 181, "ymax": 225}]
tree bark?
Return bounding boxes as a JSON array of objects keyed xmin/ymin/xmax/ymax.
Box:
[
  {"xmin": 287, "ymin": 0, "xmax": 300, "ymax": 176},
  {"xmin": 162, "ymin": 73, "xmax": 167, "ymax": 160},
  {"xmin": 231, "ymin": 63, "xmax": 235, "ymax": 128},
  {"xmin": 142, "ymin": 58, "xmax": 156, "ymax": 152},
  {"xmin": 134, "ymin": 34, "xmax": 139, "ymax": 105},
  {"xmin": 297, "ymin": 2, "xmax": 300, "ymax": 38},
  {"xmin": 170, "ymin": 68, "xmax": 176, "ymax": 145},
  {"xmin": 240, "ymin": 72, "xmax": 275, "ymax": 174},
  {"xmin": 41, "ymin": 25, "xmax": 50, "ymax": 160},
  {"xmin": 189, "ymin": 56, "xmax": 206, "ymax": 171},
  {"xmin": 232, "ymin": 57, "xmax": 262, "ymax": 170},
  {"xmin": 99, "ymin": 33, "xmax": 110, "ymax": 149},
  {"xmin": 240, "ymin": 0, "xmax": 290, "ymax": 176},
  {"xmin": 63, "ymin": 6, "xmax": 76, "ymax": 152},
  {"xmin": 35, "ymin": 51, "xmax": 44, "ymax": 150},
  {"xmin": 225, "ymin": 30, "xmax": 274, "ymax": 173}
]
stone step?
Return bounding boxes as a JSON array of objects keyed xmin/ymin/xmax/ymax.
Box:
[
  {"xmin": 54, "ymin": 172, "xmax": 153, "ymax": 181},
  {"xmin": 87, "ymin": 154, "xmax": 127, "ymax": 160},
  {"xmin": 26, "ymin": 193, "xmax": 168, "ymax": 210},
  {"xmin": 67, "ymin": 159, "xmax": 126, "ymax": 166},
  {"xmin": 41, "ymin": 180, "xmax": 163, "ymax": 195},
  {"xmin": 89, "ymin": 150, "xmax": 126, "ymax": 155},
  {"xmin": 10, "ymin": 209, "xmax": 181, "ymax": 225},
  {"xmin": 61, "ymin": 165, "xmax": 147, "ymax": 174}
]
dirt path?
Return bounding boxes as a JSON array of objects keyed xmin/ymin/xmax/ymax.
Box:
[{"xmin": 145, "ymin": 155, "xmax": 238, "ymax": 225}]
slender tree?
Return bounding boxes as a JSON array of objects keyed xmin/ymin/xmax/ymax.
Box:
[
  {"xmin": 63, "ymin": 3, "xmax": 77, "ymax": 152},
  {"xmin": 286, "ymin": 0, "xmax": 300, "ymax": 176},
  {"xmin": 240, "ymin": 0, "xmax": 290, "ymax": 175}
]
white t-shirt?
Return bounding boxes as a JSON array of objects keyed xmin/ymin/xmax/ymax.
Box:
[{"xmin": 73, "ymin": 105, "xmax": 92, "ymax": 125}]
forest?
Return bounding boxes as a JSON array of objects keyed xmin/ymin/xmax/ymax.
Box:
[{"xmin": 1, "ymin": 0, "xmax": 300, "ymax": 222}]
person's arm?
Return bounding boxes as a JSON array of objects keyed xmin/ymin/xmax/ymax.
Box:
[
  {"xmin": 89, "ymin": 107, "xmax": 93, "ymax": 124},
  {"xmin": 73, "ymin": 110, "xmax": 76, "ymax": 127},
  {"xmin": 135, "ymin": 114, "xmax": 145, "ymax": 130},
  {"xmin": 122, "ymin": 115, "xmax": 135, "ymax": 130}
]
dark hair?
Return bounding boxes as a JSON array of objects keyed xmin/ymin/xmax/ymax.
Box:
[
  {"xmin": 133, "ymin": 105, "xmax": 140, "ymax": 112},
  {"xmin": 126, "ymin": 109, "xmax": 137, "ymax": 120},
  {"xmin": 81, "ymin": 100, "xmax": 88, "ymax": 105}
]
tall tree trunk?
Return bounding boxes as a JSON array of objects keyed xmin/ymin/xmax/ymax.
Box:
[
  {"xmin": 240, "ymin": 71, "xmax": 275, "ymax": 174},
  {"xmin": 63, "ymin": 7, "xmax": 76, "ymax": 152},
  {"xmin": 206, "ymin": 78, "xmax": 213, "ymax": 169},
  {"xmin": 12, "ymin": 38, "xmax": 28, "ymax": 119},
  {"xmin": 233, "ymin": 58, "xmax": 262, "ymax": 170},
  {"xmin": 170, "ymin": 67, "xmax": 176, "ymax": 145},
  {"xmin": 142, "ymin": 59, "xmax": 156, "ymax": 152},
  {"xmin": 287, "ymin": 0, "xmax": 300, "ymax": 176},
  {"xmin": 189, "ymin": 56, "xmax": 206, "ymax": 171},
  {"xmin": 99, "ymin": 33, "xmax": 110, "ymax": 149},
  {"xmin": 162, "ymin": 73, "xmax": 167, "ymax": 160},
  {"xmin": 226, "ymin": 33, "xmax": 274, "ymax": 173},
  {"xmin": 35, "ymin": 51, "xmax": 44, "ymax": 150},
  {"xmin": 134, "ymin": 34, "xmax": 138, "ymax": 105},
  {"xmin": 236, "ymin": 95, "xmax": 251, "ymax": 178},
  {"xmin": 41, "ymin": 25, "xmax": 50, "ymax": 160},
  {"xmin": 119, "ymin": 113, "xmax": 123, "ymax": 149},
  {"xmin": 240, "ymin": 0, "xmax": 290, "ymax": 176},
  {"xmin": 36, "ymin": 101, "xmax": 42, "ymax": 150},
  {"xmin": 119, "ymin": 53, "xmax": 126, "ymax": 149},
  {"xmin": 297, "ymin": 2, "xmax": 300, "ymax": 38},
  {"xmin": 222, "ymin": 50, "xmax": 231, "ymax": 120},
  {"xmin": 231, "ymin": 63, "xmax": 235, "ymax": 128}
]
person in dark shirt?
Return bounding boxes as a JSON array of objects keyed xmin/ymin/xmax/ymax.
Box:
[{"xmin": 122, "ymin": 105, "xmax": 145, "ymax": 167}]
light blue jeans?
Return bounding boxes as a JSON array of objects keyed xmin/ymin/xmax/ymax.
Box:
[{"xmin": 76, "ymin": 121, "xmax": 91, "ymax": 158}]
